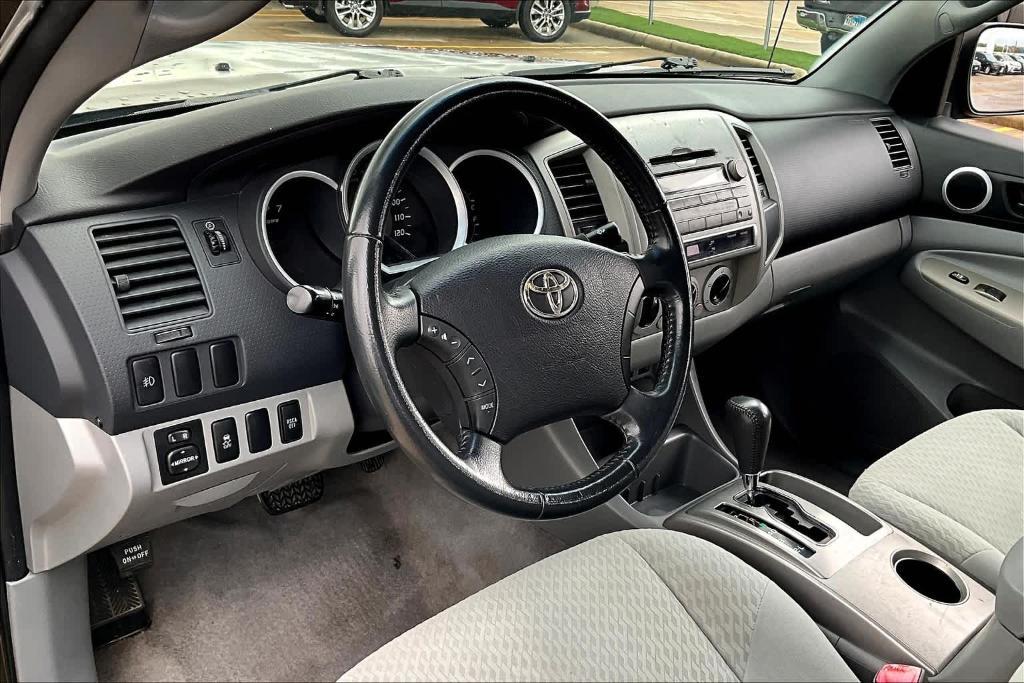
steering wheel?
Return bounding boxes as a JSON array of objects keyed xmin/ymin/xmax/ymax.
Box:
[{"xmin": 344, "ymin": 77, "xmax": 693, "ymax": 519}]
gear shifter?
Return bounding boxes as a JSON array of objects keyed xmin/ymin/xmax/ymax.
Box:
[{"xmin": 724, "ymin": 396, "xmax": 772, "ymax": 497}]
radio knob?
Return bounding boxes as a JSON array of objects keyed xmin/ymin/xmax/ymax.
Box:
[{"xmin": 726, "ymin": 159, "xmax": 747, "ymax": 182}]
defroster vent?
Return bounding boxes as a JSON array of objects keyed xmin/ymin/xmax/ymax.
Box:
[
  {"xmin": 870, "ymin": 117, "xmax": 912, "ymax": 171},
  {"xmin": 549, "ymin": 151, "xmax": 607, "ymax": 234},
  {"xmin": 93, "ymin": 220, "xmax": 210, "ymax": 330}
]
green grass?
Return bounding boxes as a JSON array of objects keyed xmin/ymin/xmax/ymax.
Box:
[{"xmin": 589, "ymin": 5, "xmax": 817, "ymax": 71}]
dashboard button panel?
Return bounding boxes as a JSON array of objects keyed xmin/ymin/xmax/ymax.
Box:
[
  {"xmin": 171, "ymin": 348, "xmax": 202, "ymax": 397},
  {"xmin": 211, "ymin": 417, "xmax": 240, "ymax": 463},
  {"xmin": 154, "ymin": 419, "xmax": 208, "ymax": 485},
  {"xmin": 131, "ymin": 356, "xmax": 164, "ymax": 406},
  {"xmin": 210, "ymin": 341, "xmax": 240, "ymax": 388},
  {"xmin": 277, "ymin": 400, "xmax": 303, "ymax": 444},
  {"xmin": 245, "ymin": 409, "xmax": 272, "ymax": 453}
]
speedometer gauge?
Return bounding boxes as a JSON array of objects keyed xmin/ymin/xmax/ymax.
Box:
[{"xmin": 343, "ymin": 143, "xmax": 467, "ymax": 273}]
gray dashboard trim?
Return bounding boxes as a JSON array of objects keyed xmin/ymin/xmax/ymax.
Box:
[
  {"xmin": 17, "ymin": 77, "xmax": 894, "ymax": 229},
  {"xmin": 11, "ymin": 381, "xmax": 358, "ymax": 573}
]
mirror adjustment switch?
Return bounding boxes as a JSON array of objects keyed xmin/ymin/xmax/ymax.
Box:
[
  {"xmin": 277, "ymin": 400, "xmax": 303, "ymax": 444},
  {"xmin": 948, "ymin": 271, "xmax": 969, "ymax": 285},
  {"xmin": 131, "ymin": 356, "xmax": 164, "ymax": 406},
  {"xmin": 246, "ymin": 409, "xmax": 272, "ymax": 453},
  {"xmin": 210, "ymin": 341, "xmax": 239, "ymax": 388},
  {"xmin": 170, "ymin": 348, "xmax": 201, "ymax": 397},
  {"xmin": 447, "ymin": 346, "xmax": 493, "ymax": 397},
  {"xmin": 166, "ymin": 445, "xmax": 201, "ymax": 475},
  {"xmin": 465, "ymin": 392, "xmax": 497, "ymax": 433},
  {"xmin": 154, "ymin": 419, "xmax": 207, "ymax": 485},
  {"xmin": 167, "ymin": 429, "xmax": 190, "ymax": 444},
  {"xmin": 419, "ymin": 317, "xmax": 468, "ymax": 362},
  {"xmin": 211, "ymin": 418, "xmax": 240, "ymax": 463}
]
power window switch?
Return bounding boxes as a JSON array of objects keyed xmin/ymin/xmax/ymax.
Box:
[
  {"xmin": 948, "ymin": 271, "xmax": 969, "ymax": 285},
  {"xmin": 975, "ymin": 283, "xmax": 1007, "ymax": 302}
]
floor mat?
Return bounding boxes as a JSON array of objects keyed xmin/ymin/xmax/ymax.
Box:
[{"xmin": 95, "ymin": 453, "xmax": 566, "ymax": 682}]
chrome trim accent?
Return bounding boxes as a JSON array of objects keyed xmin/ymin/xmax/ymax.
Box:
[
  {"xmin": 342, "ymin": 141, "xmax": 468, "ymax": 274},
  {"xmin": 259, "ymin": 169, "xmax": 339, "ymax": 288},
  {"xmin": 450, "ymin": 149, "xmax": 545, "ymax": 235},
  {"xmin": 941, "ymin": 166, "xmax": 993, "ymax": 215}
]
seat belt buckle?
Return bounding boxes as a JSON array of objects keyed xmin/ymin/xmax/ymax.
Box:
[{"xmin": 874, "ymin": 663, "xmax": 926, "ymax": 683}]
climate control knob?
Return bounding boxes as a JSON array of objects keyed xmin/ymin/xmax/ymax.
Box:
[{"xmin": 726, "ymin": 159, "xmax": 748, "ymax": 182}]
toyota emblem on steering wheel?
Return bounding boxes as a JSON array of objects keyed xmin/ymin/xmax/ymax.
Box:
[{"xmin": 522, "ymin": 268, "xmax": 580, "ymax": 319}]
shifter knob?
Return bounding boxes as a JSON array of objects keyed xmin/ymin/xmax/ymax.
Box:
[{"xmin": 724, "ymin": 396, "xmax": 772, "ymax": 496}]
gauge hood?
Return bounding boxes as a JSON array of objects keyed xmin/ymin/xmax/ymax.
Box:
[{"xmin": 78, "ymin": 40, "xmax": 579, "ymax": 113}]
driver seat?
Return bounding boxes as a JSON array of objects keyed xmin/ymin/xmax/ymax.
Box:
[{"xmin": 341, "ymin": 530, "xmax": 856, "ymax": 682}]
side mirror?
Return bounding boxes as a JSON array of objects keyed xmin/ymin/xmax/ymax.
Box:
[{"xmin": 969, "ymin": 25, "xmax": 1024, "ymax": 115}]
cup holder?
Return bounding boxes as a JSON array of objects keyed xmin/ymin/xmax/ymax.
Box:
[{"xmin": 892, "ymin": 550, "xmax": 968, "ymax": 605}]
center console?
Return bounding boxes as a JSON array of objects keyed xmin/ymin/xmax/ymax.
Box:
[{"xmin": 664, "ymin": 396, "xmax": 1004, "ymax": 679}]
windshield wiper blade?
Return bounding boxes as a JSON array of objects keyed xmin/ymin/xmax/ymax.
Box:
[
  {"xmin": 511, "ymin": 56, "xmax": 794, "ymax": 80},
  {"xmin": 60, "ymin": 67, "xmax": 404, "ymax": 136},
  {"xmin": 509, "ymin": 55, "xmax": 698, "ymax": 76}
]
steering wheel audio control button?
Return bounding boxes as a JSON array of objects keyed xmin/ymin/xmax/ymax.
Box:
[
  {"xmin": 447, "ymin": 346, "xmax": 493, "ymax": 398},
  {"xmin": 465, "ymin": 392, "xmax": 498, "ymax": 433},
  {"xmin": 419, "ymin": 317, "xmax": 467, "ymax": 362}
]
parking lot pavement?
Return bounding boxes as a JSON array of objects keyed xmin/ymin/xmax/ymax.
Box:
[
  {"xmin": 964, "ymin": 118, "xmax": 1024, "ymax": 141},
  {"xmin": 217, "ymin": 6, "xmax": 669, "ymax": 65}
]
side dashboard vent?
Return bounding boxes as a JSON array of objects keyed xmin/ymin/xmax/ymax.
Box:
[
  {"xmin": 93, "ymin": 220, "xmax": 210, "ymax": 331},
  {"xmin": 870, "ymin": 117, "xmax": 912, "ymax": 171},
  {"xmin": 549, "ymin": 151, "xmax": 607, "ymax": 234},
  {"xmin": 737, "ymin": 130, "xmax": 767, "ymax": 192}
]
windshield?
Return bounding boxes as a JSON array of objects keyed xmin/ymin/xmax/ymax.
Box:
[{"xmin": 77, "ymin": 0, "xmax": 896, "ymax": 115}]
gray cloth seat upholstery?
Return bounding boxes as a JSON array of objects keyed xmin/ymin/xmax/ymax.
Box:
[
  {"xmin": 341, "ymin": 529, "xmax": 856, "ymax": 682},
  {"xmin": 850, "ymin": 409, "xmax": 1024, "ymax": 590}
]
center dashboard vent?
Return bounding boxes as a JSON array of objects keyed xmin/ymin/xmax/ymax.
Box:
[
  {"xmin": 870, "ymin": 117, "xmax": 912, "ymax": 171},
  {"xmin": 736, "ymin": 130, "xmax": 767, "ymax": 193},
  {"xmin": 549, "ymin": 151, "xmax": 608, "ymax": 234},
  {"xmin": 92, "ymin": 220, "xmax": 210, "ymax": 331}
]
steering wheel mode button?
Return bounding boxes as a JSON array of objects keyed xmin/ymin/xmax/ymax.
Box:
[
  {"xmin": 447, "ymin": 346, "xmax": 493, "ymax": 398},
  {"xmin": 466, "ymin": 392, "xmax": 498, "ymax": 433},
  {"xmin": 419, "ymin": 317, "xmax": 467, "ymax": 362}
]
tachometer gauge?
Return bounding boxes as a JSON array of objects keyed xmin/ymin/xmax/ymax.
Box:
[
  {"xmin": 260, "ymin": 170, "xmax": 344, "ymax": 287},
  {"xmin": 343, "ymin": 143, "xmax": 467, "ymax": 273}
]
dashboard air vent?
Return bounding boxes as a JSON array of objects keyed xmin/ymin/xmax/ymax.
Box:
[
  {"xmin": 93, "ymin": 220, "xmax": 210, "ymax": 331},
  {"xmin": 549, "ymin": 151, "xmax": 607, "ymax": 234},
  {"xmin": 870, "ymin": 117, "xmax": 912, "ymax": 170},
  {"xmin": 737, "ymin": 131, "xmax": 766, "ymax": 191}
]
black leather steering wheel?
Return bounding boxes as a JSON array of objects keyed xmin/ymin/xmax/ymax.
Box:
[{"xmin": 344, "ymin": 77, "xmax": 693, "ymax": 519}]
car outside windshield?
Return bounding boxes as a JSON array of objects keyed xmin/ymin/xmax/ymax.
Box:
[{"xmin": 77, "ymin": 0, "xmax": 896, "ymax": 115}]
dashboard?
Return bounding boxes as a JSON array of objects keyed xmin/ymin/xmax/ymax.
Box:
[{"xmin": 0, "ymin": 76, "xmax": 922, "ymax": 572}]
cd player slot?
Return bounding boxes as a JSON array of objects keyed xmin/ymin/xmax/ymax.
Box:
[{"xmin": 684, "ymin": 226, "xmax": 755, "ymax": 264}]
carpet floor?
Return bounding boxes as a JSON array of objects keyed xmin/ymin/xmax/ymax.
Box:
[{"xmin": 95, "ymin": 453, "xmax": 565, "ymax": 682}]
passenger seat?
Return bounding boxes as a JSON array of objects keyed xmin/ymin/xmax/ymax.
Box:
[{"xmin": 850, "ymin": 410, "xmax": 1024, "ymax": 590}]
